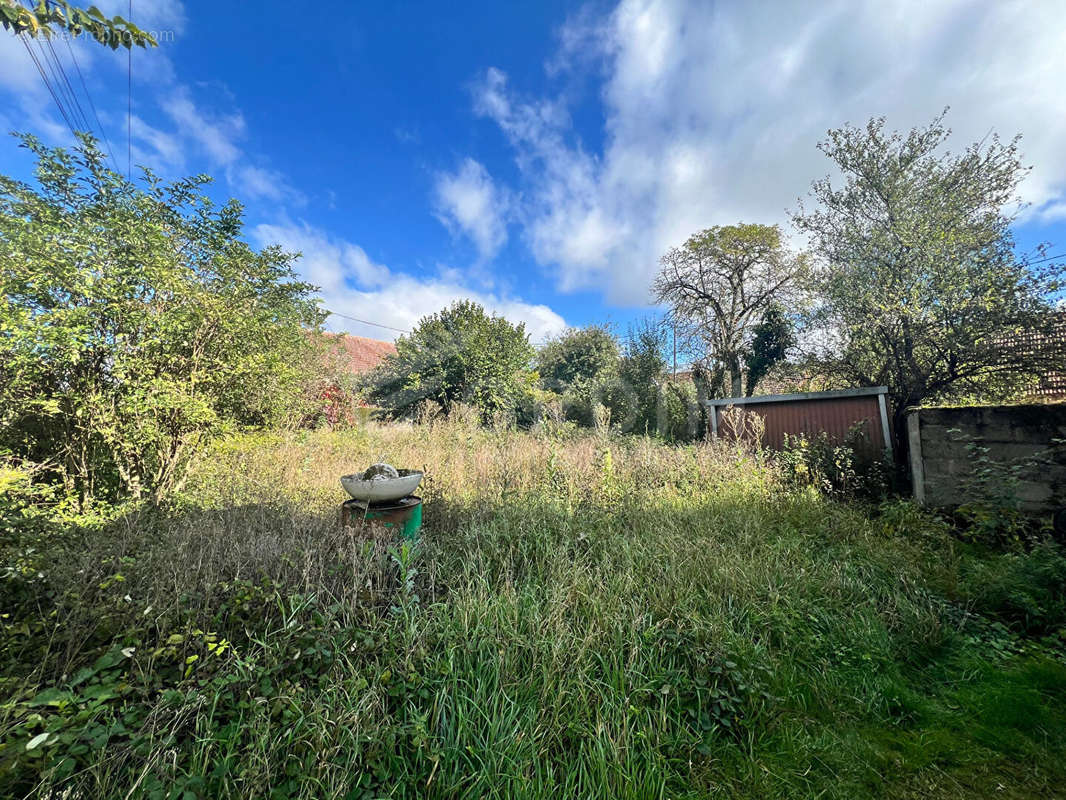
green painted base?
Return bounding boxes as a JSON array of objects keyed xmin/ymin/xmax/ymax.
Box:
[{"xmin": 341, "ymin": 496, "xmax": 422, "ymax": 541}]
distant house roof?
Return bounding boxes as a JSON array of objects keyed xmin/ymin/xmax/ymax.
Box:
[{"xmin": 323, "ymin": 332, "xmax": 397, "ymax": 374}]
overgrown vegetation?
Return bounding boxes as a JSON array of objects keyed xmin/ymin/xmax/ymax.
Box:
[
  {"xmin": 363, "ymin": 309, "xmax": 707, "ymax": 442},
  {"xmin": 793, "ymin": 112, "xmax": 1065, "ymax": 449},
  {"xmin": 2, "ymin": 420, "xmax": 1065, "ymax": 799},
  {"xmin": 363, "ymin": 300, "xmax": 536, "ymax": 423},
  {"xmin": 778, "ymin": 421, "xmax": 893, "ymax": 500},
  {"xmin": 535, "ymin": 324, "xmax": 619, "ymax": 427},
  {"xmin": 0, "ymin": 135, "xmax": 323, "ymax": 506}
]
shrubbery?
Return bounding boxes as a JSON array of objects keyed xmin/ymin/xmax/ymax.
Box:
[
  {"xmin": 0, "ymin": 135, "xmax": 322, "ymax": 506},
  {"xmin": 657, "ymin": 380, "xmax": 705, "ymax": 442},
  {"xmin": 777, "ymin": 421, "xmax": 892, "ymax": 500},
  {"xmin": 362, "ymin": 300, "xmax": 535, "ymax": 423},
  {"xmin": 537, "ymin": 325, "xmax": 619, "ymax": 427},
  {"xmin": 961, "ymin": 542, "xmax": 1066, "ymax": 635}
]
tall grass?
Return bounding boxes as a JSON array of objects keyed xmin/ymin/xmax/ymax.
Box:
[{"xmin": 1, "ymin": 417, "xmax": 1064, "ymax": 798}]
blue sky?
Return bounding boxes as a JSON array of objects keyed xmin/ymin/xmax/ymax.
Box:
[{"xmin": 2, "ymin": 0, "xmax": 1064, "ymax": 343}]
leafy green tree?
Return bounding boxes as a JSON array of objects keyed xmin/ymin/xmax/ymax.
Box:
[
  {"xmin": 655, "ymin": 224, "xmax": 807, "ymax": 396},
  {"xmin": 744, "ymin": 304, "xmax": 794, "ymax": 396},
  {"xmin": 659, "ymin": 380, "xmax": 703, "ymax": 443},
  {"xmin": 536, "ymin": 325, "xmax": 619, "ymax": 426},
  {"xmin": 364, "ymin": 300, "xmax": 535, "ymax": 420},
  {"xmin": 0, "ymin": 134, "xmax": 322, "ymax": 505},
  {"xmin": 600, "ymin": 319, "xmax": 668, "ymax": 435},
  {"xmin": 792, "ymin": 112, "xmax": 1065, "ymax": 455},
  {"xmin": 1, "ymin": 1, "xmax": 156, "ymax": 48},
  {"xmin": 536, "ymin": 325, "xmax": 619, "ymax": 393}
]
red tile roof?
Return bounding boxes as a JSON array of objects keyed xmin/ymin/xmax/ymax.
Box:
[{"xmin": 322, "ymin": 332, "xmax": 397, "ymax": 374}]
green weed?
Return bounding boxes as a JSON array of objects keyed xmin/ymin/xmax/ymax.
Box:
[{"xmin": 1, "ymin": 422, "xmax": 1064, "ymax": 798}]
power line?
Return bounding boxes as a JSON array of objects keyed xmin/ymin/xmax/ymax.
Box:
[
  {"xmin": 35, "ymin": 37, "xmax": 82, "ymax": 130},
  {"xmin": 16, "ymin": 3, "xmax": 83, "ymax": 134},
  {"xmin": 323, "ymin": 309, "xmax": 560, "ymax": 347},
  {"xmin": 128, "ymin": 0, "xmax": 133, "ymax": 178},
  {"xmin": 40, "ymin": 34, "xmax": 92, "ymax": 135},
  {"xmin": 18, "ymin": 34, "xmax": 79, "ymax": 140},
  {"xmin": 65, "ymin": 33, "xmax": 119, "ymax": 172},
  {"xmin": 1027, "ymin": 251, "xmax": 1065, "ymax": 266},
  {"xmin": 18, "ymin": 7, "xmax": 120, "ymax": 174},
  {"xmin": 324, "ymin": 310, "xmax": 411, "ymax": 334},
  {"xmin": 15, "ymin": 2, "xmax": 119, "ymax": 168}
]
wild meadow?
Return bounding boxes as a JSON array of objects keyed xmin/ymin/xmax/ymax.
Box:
[
  {"xmin": 4, "ymin": 10, "xmax": 1066, "ymax": 799},
  {"xmin": 2, "ymin": 417, "xmax": 1065, "ymax": 799}
]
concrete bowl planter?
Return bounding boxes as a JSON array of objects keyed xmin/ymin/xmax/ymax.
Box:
[{"xmin": 340, "ymin": 469, "xmax": 423, "ymax": 503}]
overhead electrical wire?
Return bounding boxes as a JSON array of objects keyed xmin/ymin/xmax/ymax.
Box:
[
  {"xmin": 128, "ymin": 0, "xmax": 132, "ymax": 178},
  {"xmin": 1026, "ymin": 251, "xmax": 1065, "ymax": 266},
  {"xmin": 64, "ymin": 34, "xmax": 119, "ymax": 171},
  {"xmin": 20, "ymin": 1, "xmax": 88, "ymax": 136},
  {"xmin": 34, "ymin": 38, "xmax": 78, "ymax": 126},
  {"xmin": 40, "ymin": 35, "xmax": 92, "ymax": 135},
  {"xmin": 18, "ymin": 34, "xmax": 79, "ymax": 140},
  {"xmin": 324, "ymin": 310, "xmax": 411, "ymax": 334},
  {"xmin": 16, "ymin": 1, "xmax": 120, "ymax": 174},
  {"xmin": 323, "ymin": 308, "xmax": 557, "ymax": 348}
]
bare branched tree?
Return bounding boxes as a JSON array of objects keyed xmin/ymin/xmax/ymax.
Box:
[{"xmin": 654, "ymin": 224, "xmax": 807, "ymax": 396}]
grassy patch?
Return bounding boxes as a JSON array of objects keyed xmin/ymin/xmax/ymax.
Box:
[{"xmin": 2, "ymin": 422, "xmax": 1065, "ymax": 798}]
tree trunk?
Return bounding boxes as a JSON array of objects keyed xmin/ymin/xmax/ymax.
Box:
[
  {"xmin": 726, "ymin": 353, "xmax": 743, "ymax": 397},
  {"xmin": 890, "ymin": 395, "xmax": 920, "ymax": 490}
]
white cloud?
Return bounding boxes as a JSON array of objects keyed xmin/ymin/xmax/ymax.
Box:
[
  {"xmin": 227, "ymin": 164, "xmax": 306, "ymax": 205},
  {"xmin": 252, "ymin": 221, "xmax": 567, "ymax": 342},
  {"xmin": 1036, "ymin": 201, "xmax": 1066, "ymax": 224},
  {"xmin": 433, "ymin": 158, "xmax": 509, "ymax": 261},
  {"xmin": 254, "ymin": 221, "xmax": 390, "ymax": 292},
  {"xmin": 162, "ymin": 88, "xmax": 244, "ymax": 165},
  {"xmin": 130, "ymin": 114, "xmax": 185, "ymax": 170},
  {"xmin": 473, "ymin": 0, "xmax": 1066, "ymax": 304},
  {"xmin": 0, "ymin": 29, "xmax": 44, "ymax": 97},
  {"xmin": 151, "ymin": 87, "xmax": 306, "ymax": 205}
]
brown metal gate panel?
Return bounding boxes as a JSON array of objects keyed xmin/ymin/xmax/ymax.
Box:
[
  {"xmin": 750, "ymin": 396, "xmax": 883, "ymax": 449},
  {"xmin": 706, "ymin": 387, "xmax": 891, "ymax": 455}
]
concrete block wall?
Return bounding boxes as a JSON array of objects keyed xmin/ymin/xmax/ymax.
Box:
[{"xmin": 907, "ymin": 404, "xmax": 1066, "ymax": 513}]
